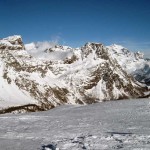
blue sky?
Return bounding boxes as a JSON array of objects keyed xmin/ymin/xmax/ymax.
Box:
[{"xmin": 0, "ymin": 0, "xmax": 150, "ymax": 56}]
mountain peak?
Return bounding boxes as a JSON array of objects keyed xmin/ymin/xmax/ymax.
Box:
[
  {"xmin": 3, "ymin": 35, "xmax": 22, "ymax": 41},
  {"xmin": 0, "ymin": 35, "xmax": 25, "ymax": 50}
]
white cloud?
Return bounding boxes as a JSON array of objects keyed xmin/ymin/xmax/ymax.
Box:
[
  {"xmin": 25, "ymin": 35, "xmax": 74, "ymax": 60},
  {"xmin": 35, "ymin": 41, "xmax": 57, "ymax": 52}
]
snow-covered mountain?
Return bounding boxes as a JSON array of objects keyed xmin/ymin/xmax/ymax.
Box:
[
  {"xmin": 107, "ymin": 44, "xmax": 150, "ymax": 86},
  {"xmin": 0, "ymin": 35, "xmax": 149, "ymax": 113}
]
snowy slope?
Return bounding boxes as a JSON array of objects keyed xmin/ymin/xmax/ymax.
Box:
[
  {"xmin": 0, "ymin": 35, "xmax": 149, "ymax": 113},
  {"xmin": 0, "ymin": 98, "xmax": 150, "ymax": 150}
]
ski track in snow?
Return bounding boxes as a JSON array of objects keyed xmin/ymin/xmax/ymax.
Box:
[{"xmin": 0, "ymin": 98, "xmax": 150, "ymax": 150}]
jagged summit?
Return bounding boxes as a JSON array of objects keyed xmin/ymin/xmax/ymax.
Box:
[
  {"xmin": 3, "ymin": 35, "xmax": 22, "ymax": 42},
  {"xmin": 0, "ymin": 35, "xmax": 149, "ymax": 114},
  {"xmin": 0, "ymin": 35, "xmax": 25, "ymax": 50}
]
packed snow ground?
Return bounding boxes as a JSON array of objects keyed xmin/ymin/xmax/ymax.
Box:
[{"xmin": 0, "ymin": 98, "xmax": 150, "ymax": 150}]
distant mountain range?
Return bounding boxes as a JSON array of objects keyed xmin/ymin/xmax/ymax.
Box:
[{"xmin": 0, "ymin": 35, "xmax": 149, "ymax": 114}]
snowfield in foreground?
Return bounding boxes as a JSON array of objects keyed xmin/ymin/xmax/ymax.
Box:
[{"xmin": 0, "ymin": 98, "xmax": 150, "ymax": 150}]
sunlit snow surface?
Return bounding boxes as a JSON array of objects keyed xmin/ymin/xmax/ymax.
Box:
[{"xmin": 0, "ymin": 98, "xmax": 150, "ymax": 150}]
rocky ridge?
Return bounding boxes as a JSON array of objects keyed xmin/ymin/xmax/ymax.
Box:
[{"xmin": 0, "ymin": 35, "xmax": 149, "ymax": 114}]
